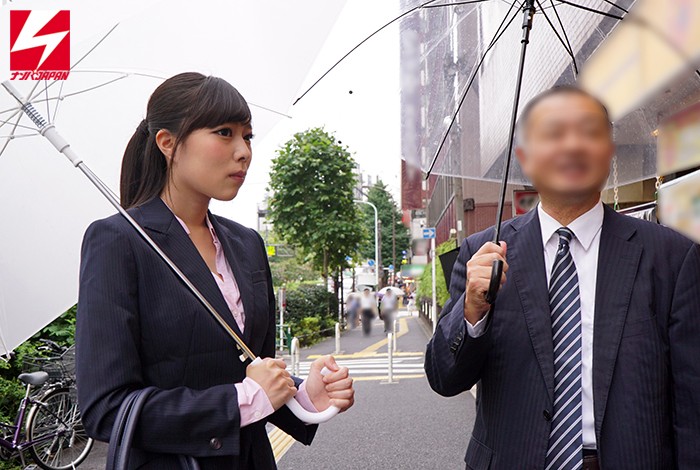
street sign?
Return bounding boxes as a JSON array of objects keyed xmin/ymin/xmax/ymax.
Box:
[
  {"xmin": 368, "ymin": 259, "xmax": 375, "ymax": 267},
  {"xmin": 513, "ymin": 190, "xmax": 539, "ymax": 216},
  {"xmin": 422, "ymin": 227, "xmax": 436, "ymax": 239},
  {"xmin": 266, "ymin": 245, "xmax": 276, "ymax": 257}
]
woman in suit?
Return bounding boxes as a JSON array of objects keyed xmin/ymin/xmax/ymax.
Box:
[{"xmin": 75, "ymin": 72, "xmax": 354, "ymax": 469}]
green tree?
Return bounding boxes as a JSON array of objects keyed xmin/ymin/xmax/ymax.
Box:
[
  {"xmin": 264, "ymin": 229, "xmax": 320, "ymax": 289},
  {"xmin": 268, "ymin": 128, "xmax": 364, "ymax": 290},
  {"xmin": 269, "ymin": 256, "xmax": 319, "ymax": 289},
  {"xmin": 416, "ymin": 238, "xmax": 456, "ymax": 307},
  {"xmin": 358, "ymin": 181, "xmax": 410, "ymax": 273}
]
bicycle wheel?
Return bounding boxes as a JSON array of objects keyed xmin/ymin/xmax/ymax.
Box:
[{"xmin": 25, "ymin": 387, "xmax": 94, "ymax": 470}]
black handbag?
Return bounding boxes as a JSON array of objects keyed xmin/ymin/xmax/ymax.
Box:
[{"xmin": 107, "ymin": 387, "xmax": 200, "ymax": 470}]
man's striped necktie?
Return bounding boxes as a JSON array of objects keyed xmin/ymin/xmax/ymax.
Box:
[{"xmin": 545, "ymin": 227, "xmax": 583, "ymax": 470}]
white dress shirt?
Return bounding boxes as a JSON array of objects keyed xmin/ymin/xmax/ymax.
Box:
[{"xmin": 466, "ymin": 201, "xmax": 603, "ymax": 449}]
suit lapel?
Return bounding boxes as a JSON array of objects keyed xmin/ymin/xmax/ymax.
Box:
[
  {"xmin": 592, "ymin": 205, "xmax": 642, "ymax": 438},
  {"xmin": 135, "ymin": 197, "xmax": 246, "ymax": 341},
  {"xmin": 508, "ymin": 210, "xmax": 555, "ymax": 405},
  {"xmin": 207, "ymin": 214, "xmax": 256, "ymax": 346}
]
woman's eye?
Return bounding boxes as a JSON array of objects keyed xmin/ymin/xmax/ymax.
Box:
[
  {"xmin": 216, "ymin": 128, "xmax": 232, "ymax": 137},
  {"xmin": 244, "ymin": 133, "xmax": 255, "ymax": 142}
]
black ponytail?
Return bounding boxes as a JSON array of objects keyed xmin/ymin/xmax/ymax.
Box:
[
  {"xmin": 119, "ymin": 72, "xmax": 252, "ymax": 209},
  {"xmin": 120, "ymin": 119, "xmax": 168, "ymax": 209}
]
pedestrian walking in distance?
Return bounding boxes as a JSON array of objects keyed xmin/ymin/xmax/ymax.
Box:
[
  {"xmin": 346, "ymin": 294, "xmax": 360, "ymax": 329},
  {"xmin": 360, "ymin": 288, "xmax": 377, "ymax": 336},
  {"xmin": 381, "ymin": 289, "xmax": 398, "ymax": 334}
]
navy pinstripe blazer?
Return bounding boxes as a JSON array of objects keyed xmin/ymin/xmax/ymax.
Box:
[
  {"xmin": 425, "ymin": 204, "xmax": 700, "ymax": 469},
  {"xmin": 76, "ymin": 196, "xmax": 316, "ymax": 470}
]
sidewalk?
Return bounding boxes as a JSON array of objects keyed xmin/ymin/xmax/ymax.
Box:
[{"xmin": 276, "ymin": 311, "xmax": 476, "ymax": 469}]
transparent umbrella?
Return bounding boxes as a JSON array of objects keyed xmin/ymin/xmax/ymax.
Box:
[
  {"xmin": 1, "ymin": 0, "xmax": 351, "ymax": 425},
  {"xmin": 379, "ymin": 286, "xmax": 404, "ymax": 296},
  {"xmin": 295, "ymin": 0, "xmax": 700, "ymax": 305},
  {"xmin": 0, "ymin": 0, "xmax": 347, "ymax": 357}
]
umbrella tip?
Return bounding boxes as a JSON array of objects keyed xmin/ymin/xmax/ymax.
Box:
[{"xmin": 348, "ymin": 90, "xmax": 353, "ymax": 94}]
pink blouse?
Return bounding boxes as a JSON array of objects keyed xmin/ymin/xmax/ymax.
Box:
[{"xmin": 164, "ymin": 200, "xmax": 317, "ymax": 426}]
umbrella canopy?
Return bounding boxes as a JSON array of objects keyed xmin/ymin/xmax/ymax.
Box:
[
  {"xmin": 379, "ymin": 286, "xmax": 404, "ymax": 296},
  {"xmin": 0, "ymin": 0, "xmax": 347, "ymax": 356},
  {"xmin": 296, "ymin": 0, "xmax": 700, "ymax": 188},
  {"xmin": 296, "ymin": 0, "xmax": 700, "ymax": 305}
]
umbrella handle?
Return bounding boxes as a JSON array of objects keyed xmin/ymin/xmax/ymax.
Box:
[
  {"xmin": 485, "ymin": 259, "xmax": 503, "ymax": 305},
  {"xmin": 250, "ymin": 358, "xmax": 340, "ymax": 424}
]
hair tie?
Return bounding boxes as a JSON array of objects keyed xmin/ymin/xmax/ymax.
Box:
[{"xmin": 138, "ymin": 119, "xmax": 150, "ymax": 136}]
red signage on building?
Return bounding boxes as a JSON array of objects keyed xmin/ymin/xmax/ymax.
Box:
[{"xmin": 513, "ymin": 190, "xmax": 539, "ymax": 216}]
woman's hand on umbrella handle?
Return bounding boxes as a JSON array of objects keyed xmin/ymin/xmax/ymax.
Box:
[
  {"xmin": 249, "ymin": 357, "xmax": 342, "ymax": 424},
  {"xmin": 285, "ymin": 393, "xmax": 340, "ymax": 424},
  {"xmin": 246, "ymin": 357, "xmax": 297, "ymax": 411}
]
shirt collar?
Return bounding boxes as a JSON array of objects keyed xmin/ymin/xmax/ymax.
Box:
[
  {"xmin": 537, "ymin": 200, "xmax": 604, "ymax": 251},
  {"xmin": 160, "ymin": 197, "xmax": 218, "ymax": 241}
]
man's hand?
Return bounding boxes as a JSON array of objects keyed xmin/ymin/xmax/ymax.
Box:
[
  {"xmin": 245, "ymin": 358, "xmax": 297, "ymax": 411},
  {"xmin": 305, "ymin": 355, "xmax": 354, "ymax": 413},
  {"xmin": 464, "ymin": 241, "xmax": 509, "ymax": 325}
]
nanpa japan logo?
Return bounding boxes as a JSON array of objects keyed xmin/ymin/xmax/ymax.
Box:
[{"xmin": 10, "ymin": 10, "xmax": 70, "ymax": 81}]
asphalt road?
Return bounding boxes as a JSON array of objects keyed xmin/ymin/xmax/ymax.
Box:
[{"xmin": 277, "ymin": 313, "xmax": 476, "ymax": 470}]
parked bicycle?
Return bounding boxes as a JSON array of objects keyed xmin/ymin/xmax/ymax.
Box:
[
  {"xmin": 22, "ymin": 339, "xmax": 76, "ymax": 392},
  {"xmin": 0, "ymin": 340, "xmax": 93, "ymax": 469}
]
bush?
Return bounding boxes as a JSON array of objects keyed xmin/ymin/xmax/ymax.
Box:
[
  {"xmin": 0, "ymin": 362, "xmax": 24, "ymax": 425},
  {"xmin": 37, "ymin": 304, "xmax": 76, "ymax": 346},
  {"xmin": 0, "ymin": 457, "xmax": 22, "ymax": 469},
  {"xmin": 416, "ymin": 238, "xmax": 456, "ymax": 307},
  {"xmin": 284, "ymin": 285, "xmax": 337, "ymax": 346}
]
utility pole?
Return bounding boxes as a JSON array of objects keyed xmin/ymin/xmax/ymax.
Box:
[
  {"xmin": 377, "ymin": 219, "xmax": 383, "ymax": 289},
  {"xmin": 392, "ymin": 210, "xmax": 396, "ymax": 286},
  {"xmin": 355, "ymin": 199, "xmax": 379, "ymax": 287},
  {"xmin": 431, "ymin": 236, "xmax": 437, "ymax": 332},
  {"xmin": 453, "ymin": 176, "xmax": 465, "ymax": 244}
]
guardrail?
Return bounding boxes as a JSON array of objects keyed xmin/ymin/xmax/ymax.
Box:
[{"xmin": 419, "ymin": 299, "xmax": 444, "ymax": 332}]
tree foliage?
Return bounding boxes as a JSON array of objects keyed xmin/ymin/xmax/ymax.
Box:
[
  {"xmin": 269, "ymin": 257, "xmax": 319, "ymax": 290},
  {"xmin": 416, "ymin": 238, "xmax": 456, "ymax": 307},
  {"xmin": 268, "ymin": 128, "xmax": 364, "ymax": 281},
  {"xmin": 358, "ymin": 181, "xmax": 410, "ymax": 269}
]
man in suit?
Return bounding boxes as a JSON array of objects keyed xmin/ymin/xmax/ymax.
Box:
[{"xmin": 425, "ymin": 86, "xmax": 700, "ymax": 469}]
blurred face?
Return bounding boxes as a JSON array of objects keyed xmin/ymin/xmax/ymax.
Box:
[
  {"xmin": 159, "ymin": 122, "xmax": 253, "ymax": 201},
  {"xmin": 516, "ymin": 93, "xmax": 614, "ymax": 202}
]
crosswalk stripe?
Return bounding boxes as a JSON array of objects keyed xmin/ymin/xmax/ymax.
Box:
[{"xmin": 289, "ymin": 354, "xmax": 425, "ymax": 379}]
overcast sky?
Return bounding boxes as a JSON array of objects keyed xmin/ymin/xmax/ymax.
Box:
[{"xmin": 211, "ymin": 1, "xmax": 402, "ymax": 228}]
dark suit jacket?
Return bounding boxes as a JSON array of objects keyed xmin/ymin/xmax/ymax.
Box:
[
  {"xmin": 76, "ymin": 196, "xmax": 317, "ymax": 469},
  {"xmin": 425, "ymin": 205, "xmax": 700, "ymax": 469}
]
